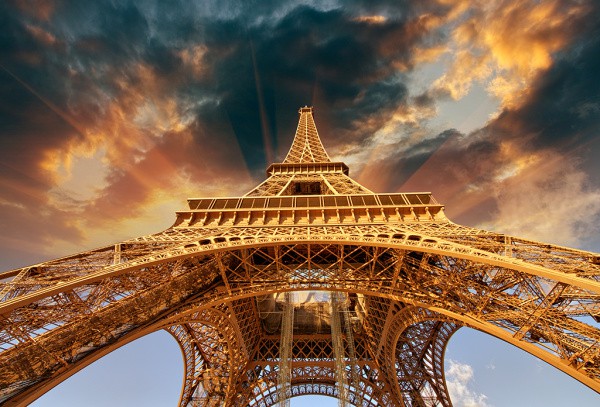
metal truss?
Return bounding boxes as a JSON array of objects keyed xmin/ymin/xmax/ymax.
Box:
[{"xmin": 1, "ymin": 107, "xmax": 600, "ymax": 406}]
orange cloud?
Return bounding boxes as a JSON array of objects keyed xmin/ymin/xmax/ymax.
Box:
[
  {"xmin": 353, "ymin": 15, "xmax": 387, "ymax": 25},
  {"xmin": 177, "ymin": 45, "xmax": 208, "ymax": 79},
  {"xmin": 24, "ymin": 23, "xmax": 58, "ymax": 46},
  {"xmin": 431, "ymin": 0, "xmax": 591, "ymax": 108},
  {"xmin": 30, "ymin": 58, "xmax": 254, "ymax": 255}
]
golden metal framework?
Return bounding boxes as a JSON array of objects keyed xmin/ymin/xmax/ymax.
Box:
[{"xmin": 1, "ymin": 106, "xmax": 600, "ymax": 406}]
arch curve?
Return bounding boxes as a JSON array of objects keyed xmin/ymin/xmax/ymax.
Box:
[{"xmin": 2, "ymin": 236, "xmax": 600, "ymax": 405}]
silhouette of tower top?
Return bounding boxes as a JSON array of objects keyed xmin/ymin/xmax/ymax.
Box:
[{"xmin": 282, "ymin": 106, "xmax": 331, "ymax": 164}]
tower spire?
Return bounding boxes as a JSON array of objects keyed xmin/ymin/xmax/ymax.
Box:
[
  {"xmin": 246, "ymin": 106, "xmax": 371, "ymax": 196},
  {"xmin": 282, "ymin": 106, "xmax": 331, "ymax": 164}
]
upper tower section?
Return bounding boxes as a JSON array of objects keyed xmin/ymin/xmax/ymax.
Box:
[
  {"xmin": 178, "ymin": 106, "xmax": 446, "ymax": 227},
  {"xmin": 282, "ymin": 107, "xmax": 332, "ymax": 164},
  {"xmin": 262, "ymin": 106, "xmax": 351, "ymax": 184},
  {"xmin": 248, "ymin": 106, "xmax": 368, "ymax": 196}
]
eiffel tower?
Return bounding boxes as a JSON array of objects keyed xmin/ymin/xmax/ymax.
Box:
[{"xmin": 1, "ymin": 106, "xmax": 600, "ymax": 406}]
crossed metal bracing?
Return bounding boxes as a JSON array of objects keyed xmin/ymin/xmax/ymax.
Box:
[
  {"xmin": 1, "ymin": 230, "xmax": 600, "ymax": 405},
  {"xmin": 244, "ymin": 173, "xmax": 373, "ymax": 197}
]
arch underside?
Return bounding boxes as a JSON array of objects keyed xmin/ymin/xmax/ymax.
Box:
[
  {"xmin": 1, "ymin": 225, "xmax": 600, "ymax": 405},
  {"xmin": 168, "ymin": 301, "xmax": 458, "ymax": 407}
]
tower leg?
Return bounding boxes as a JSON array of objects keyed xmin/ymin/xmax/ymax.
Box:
[
  {"xmin": 383, "ymin": 307, "xmax": 459, "ymax": 407},
  {"xmin": 331, "ymin": 292, "xmax": 349, "ymax": 406},
  {"xmin": 278, "ymin": 292, "xmax": 294, "ymax": 407}
]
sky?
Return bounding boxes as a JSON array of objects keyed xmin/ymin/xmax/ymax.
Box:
[{"xmin": 0, "ymin": 0, "xmax": 599, "ymax": 405}]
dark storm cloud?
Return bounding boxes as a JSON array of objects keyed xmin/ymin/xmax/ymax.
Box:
[
  {"xmin": 489, "ymin": 21, "xmax": 600, "ymax": 153},
  {"xmin": 401, "ymin": 129, "xmax": 461, "ymax": 183},
  {"xmin": 0, "ymin": 3, "xmax": 74, "ymax": 204},
  {"xmin": 8, "ymin": 0, "xmax": 445, "ymax": 166},
  {"xmin": 185, "ymin": 2, "xmax": 449, "ymax": 170},
  {"xmin": 358, "ymin": 128, "xmax": 460, "ymax": 193}
]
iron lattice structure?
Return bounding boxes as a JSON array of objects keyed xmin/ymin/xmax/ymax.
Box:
[{"xmin": 1, "ymin": 106, "xmax": 600, "ymax": 406}]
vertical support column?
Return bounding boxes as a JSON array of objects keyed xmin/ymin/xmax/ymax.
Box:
[
  {"xmin": 331, "ymin": 292, "xmax": 349, "ymax": 406},
  {"xmin": 278, "ymin": 292, "xmax": 294, "ymax": 407},
  {"xmin": 505, "ymin": 235, "xmax": 512, "ymax": 257},
  {"xmin": 341, "ymin": 294, "xmax": 361, "ymax": 405},
  {"xmin": 113, "ymin": 243, "xmax": 121, "ymax": 265}
]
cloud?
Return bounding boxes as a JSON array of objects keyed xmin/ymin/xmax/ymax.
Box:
[
  {"xmin": 0, "ymin": 2, "xmax": 268, "ymax": 254},
  {"xmin": 336, "ymin": 0, "xmax": 600, "ymax": 192},
  {"xmin": 198, "ymin": 2, "xmax": 448, "ymax": 166},
  {"xmin": 356, "ymin": 128, "xmax": 458, "ymax": 192},
  {"xmin": 480, "ymin": 152, "xmax": 600, "ymax": 247},
  {"xmin": 430, "ymin": 0, "xmax": 594, "ymax": 108},
  {"xmin": 446, "ymin": 360, "xmax": 492, "ymax": 407}
]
